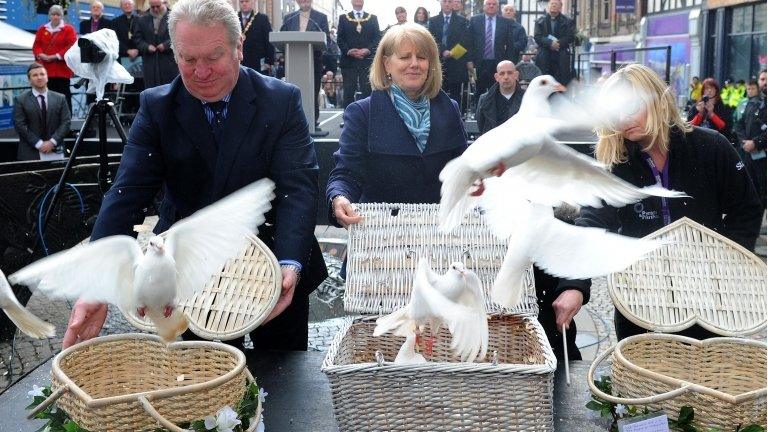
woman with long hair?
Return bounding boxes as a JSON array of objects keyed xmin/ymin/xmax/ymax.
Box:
[
  {"xmin": 686, "ymin": 77, "xmax": 733, "ymax": 139},
  {"xmin": 413, "ymin": 6, "xmax": 430, "ymax": 27}
]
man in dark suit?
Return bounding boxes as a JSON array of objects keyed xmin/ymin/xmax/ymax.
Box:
[
  {"xmin": 281, "ymin": 0, "xmax": 329, "ymax": 130},
  {"xmin": 133, "ymin": 0, "xmax": 177, "ymax": 88},
  {"xmin": 79, "ymin": 1, "xmax": 111, "ymax": 35},
  {"xmin": 468, "ymin": 0, "xmax": 527, "ymax": 96},
  {"xmin": 429, "ymin": 0, "xmax": 471, "ymax": 105},
  {"xmin": 337, "ymin": 0, "xmax": 380, "ymax": 108},
  {"xmin": 238, "ymin": 0, "xmax": 274, "ymax": 74},
  {"xmin": 111, "ymin": 0, "xmax": 143, "ymax": 120},
  {"xmin": 534, "ymin": 0, "xmax": 576, "ymax": 85},
  {"xmin": 12, "ymin": 63, "xmax": 71, "ymax": 161},
  {"xmin": 62, "ymin": 0, "xmax": 327, "ymax": 351}
]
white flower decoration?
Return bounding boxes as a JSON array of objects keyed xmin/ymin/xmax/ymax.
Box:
[
  {"xmin": 255, "ymin": 414, "xmax": 265, "ymax": 432},
  {"xmin": 615, "ymin": 404, "xmax": 628, "ymax": 417},
  {"xmin": 258, "ymin": 388, "xmax": 268, "ymax": 404},
  {"xmin": 28, "ymin": 384, "xmax": 45, "ymax": 398},
  {"xmin": 204, "ymin": 406, "xmax": 241, "ymax": 432}
]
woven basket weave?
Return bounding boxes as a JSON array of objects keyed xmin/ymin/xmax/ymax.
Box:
[
  {"xmin": 589, "ymin": 217, "xmax": 767, "ymax": 429},
  {"xmin": 122, "ymin": 234, "xmax": 281, "ymax": 340},
  {"xmin": 323, "ymin": 203, "xmax": 556, "ymax": 431},
  {"xmin": 28, "ymin": 334, "xmax": 262, "ymax": 431}
]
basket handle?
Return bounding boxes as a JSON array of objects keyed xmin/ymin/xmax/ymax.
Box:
[
  {"xmin": 138, "ymin": 395, "xmax": 187, "ymax": 432},
  {"xmin": 587, "ymin": 345, "xmax": 693, "ymax": 405},
  {"xmin": 27, "ymin": 385, "xmax": 70, "ymax": 419}
]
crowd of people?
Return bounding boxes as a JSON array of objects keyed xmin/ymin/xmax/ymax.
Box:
[{"xmin": 10, "ymin": 0, "xmax": 764, "ymax": 358}]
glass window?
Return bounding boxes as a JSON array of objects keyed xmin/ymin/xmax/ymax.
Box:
[
  {"xmin": 755, "ymin": 3, "xmax": 766, "ymax": 32},
  {"xmin": 728, "ymin": 34, "xmax": 751, "ymax": 80},
  {"xmin": 730, "ymin": 6, "xmax": 749, "ymax": 34},
  {"xmin": 752, "ymin": 33, "xmax": 766, "ymax": 78}
]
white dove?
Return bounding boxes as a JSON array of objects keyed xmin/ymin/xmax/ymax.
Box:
[
  {"xmin": 10, "ymin": 178, "xmax": 276, "ymax": 342},
  {"xmin": 438, "ymin": 74, "xmax": 686, "ymax": 232},
  {"xmin": 0, "ymin": 269, "xmax": 55, "ymax": 339},
  {"xmin": 480, "ymin": 174, "xmax": 662, "ymax": 308},
  {"xmin": 394, "ymin": 332, "xmax": 427, "ymax": 364},
  {"xmin": 373, "ymin": 259, "xmax": 488, "ymax": 363}
]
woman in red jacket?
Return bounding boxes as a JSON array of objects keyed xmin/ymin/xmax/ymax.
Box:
[
  {"xmin": 687, "ymin": 77, "xmax": 733, "ymax": 140},
  {"xmin": 32, "ymin": 5, "xmax": 77, "ymax": 110}
]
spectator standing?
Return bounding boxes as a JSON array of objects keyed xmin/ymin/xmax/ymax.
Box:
[
  {"xmin": 501, "ymin": 3, "xmax": 516, "ymax": 20},
  {"xmin": 428, "ymin": 0, "xmax": 471, "ymax": 104},
  {"xmin": 337, "ymin": 0, "xmax": 380, "ymax": 108},
  {"xmin": 687, "ymin": 77, "xmax": 733, "ymax": 140},
  {"xmin": 414, "ymin": 6, "xmax": 430, "ymax": 28},
  {"xmin": 239, "ymin": 0, "xmax": 275, "ymax": 74},
  {"xmin": 111, "ymin": 0, "xmax": 143, "ymax": 120},
  {"xmin": 475, "ymin": 60, "xmax": 523, "ymax": 134},
  {"xmin": 133, "ymin": 0, "xmax": 177, "ymax": 88},
  {"xmin": 533, "ymin": 0, "xmax": 576, "ymax": 85},
  {"xmin": 32, "ymin": 5, "xmax": 77, "ymax": 111},
  {"xmin": 79, "ymin": 1, "xmax": 111, "ymax": 35},
  {"xmin": 469, "ymin": 0, "xmax": 527, "ymax": 96},
  {"xmin": 281, "ymin": 0, "xmax": 329, "ymax": 129},
  {"xmin": 12, "ymin": 63, "xmax": 71, "ymax": 161},
  {"xmin": 734, "ymin": 76, "xmax": 767, "ymax": 209}
]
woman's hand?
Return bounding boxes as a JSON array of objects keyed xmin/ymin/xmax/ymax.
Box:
[
  {"xmin": 705, "ymin": 98, "xmax": 716, "ymax": 113},
  {"xmin": 695, "ymin": 101, "xmax": 705, "ymax": 113},
  {"xmin": 332, "ymin": 195, "xmax": 362, "ymax": 228}
]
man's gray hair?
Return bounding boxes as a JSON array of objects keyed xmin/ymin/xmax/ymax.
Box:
[
  {"xmin": 48, "ymin": 4, "xmax": 64, "ymax": 15},
  {"xmin": 169, "ymin": 0, "xmax": 241, "ymax": 52}
]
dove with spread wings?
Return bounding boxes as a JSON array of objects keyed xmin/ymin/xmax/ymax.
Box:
[{"xmin": 9, "ymin": 179, "xmax": 276, "ymax": 342}]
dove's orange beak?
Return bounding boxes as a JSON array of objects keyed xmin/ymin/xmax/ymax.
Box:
[{"xmin": 554, "ymin": 83, "xmax": 567, "ymax": 93}]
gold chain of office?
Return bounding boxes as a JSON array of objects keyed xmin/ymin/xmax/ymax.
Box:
[
  {"xmin": 345, "ymin": 12, "xmax": 371, "ymax": 33},
  {"xmin": 242, "ymin": 13, "xmax": 256, "ymax": 40}
]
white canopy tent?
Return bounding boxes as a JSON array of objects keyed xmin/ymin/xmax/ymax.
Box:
[{"xmin": 0, "ymin": 21, "xmax": 35, "ymax": 65}]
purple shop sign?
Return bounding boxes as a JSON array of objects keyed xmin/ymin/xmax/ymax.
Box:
[
  {"xmin": 647, "ymin": 12, "xmax": 689, "ymax": 37},
  {"xmin": 616, "ymin": 0, "xmax": 635, "ymax": 14}
]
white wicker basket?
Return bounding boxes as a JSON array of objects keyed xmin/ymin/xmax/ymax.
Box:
[
  {"xmin": 322, "ymin": 203, "xmax": 557, "ymax": 431},
  {"xmin": 588, "ymin": 217, "xmax": 767, "ymax": 429}
]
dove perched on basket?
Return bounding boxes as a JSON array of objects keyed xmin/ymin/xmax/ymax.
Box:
[
  {"xmin": 438, "ymin": 75, "xmax": 687, "ymax": 232},
  {"xmin": 374, "ymin": 258, "xmax": 488, "ymax": 363},
  {"xmin": 9, "ymin": 179, "xmax": 276, "ymax": 342},
  {"xmin": 0, "ymin": 269, "xmax": 55, "ymax": 339}
]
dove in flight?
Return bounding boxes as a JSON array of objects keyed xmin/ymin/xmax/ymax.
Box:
[
  {"xmin": 438, "ymin": 74, "xmax": 687, "ymax": 232},
  {"xmin": 0, "ymin": 269, "xmax": 55, "ymax": 339},
  {"xmin": 373, "ymin": 259, "xmax": 488, "ymax": 363},
  {"xmin": 394, "ymin": 332, "xmax": 427, "ymax": 364},
  {"xmin": 480, "ymin": 174, "xmax": 662, "ymax": 308},
  {"xmin": 10, "ymin": 179, "xmax": 276, "ymax": 342}
]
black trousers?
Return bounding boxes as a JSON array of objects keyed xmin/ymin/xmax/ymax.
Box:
[
  {"xmin": 48, "ymin": 77, "xmax": 72, "ymax": 113},
  {"xmin": 476, "ymin": 59, "xmax": 498, "ymax": 99},
  {"xmin": 341, "ymin": 66, "xmax": 372, "ymax": 108},
  {"xmin": 537, "ymin": 302, "xmax": 581, "ymax": 362},
  {"xmin": 614, "ymin": 309, "xmax": 718, "ymax": 341},
  {"xmin": 443, "ymin": 81, "xmax": 463, "ymax": 106},
  {"xmin": 183, "ymin": 291, "xmax": 310, "ymax": 351},
  {"xmin": 313, "ymin": 67, "xmax": 322, "ymax": 125}
]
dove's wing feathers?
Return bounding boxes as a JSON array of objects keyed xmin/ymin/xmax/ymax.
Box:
[
  {"xmin": 394, "ymin": 332, "xmax": 427, "ymax": 364},
  {"xmin": 373, "ymin": 307, "xmax": 412, "ymax": 337},
  {"xmin": 530, "ymin": 206, "xmax": 662, "ymax": 278},
  {"xmin": 166, "ymin": 179, "xmax": 276, "ymax": 300},
  {"xmin": 0, "ymin": 271, "xmax": 55, "ymax": 339},
  {"xmin": 9, "ymin": 236, "xmax": 141, "ymax": 309},
  {"xmin": 478, "ymin": 176, "xmax": 532, "ymax": 240}
]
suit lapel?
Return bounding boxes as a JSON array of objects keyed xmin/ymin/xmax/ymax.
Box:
[
  {"xmin": 211, "ymin": 68, "xmax": 262, "ymax": 198},
  {"xmin": 174, "ymin": 86, "xmax": 217, "ymax": 172}
]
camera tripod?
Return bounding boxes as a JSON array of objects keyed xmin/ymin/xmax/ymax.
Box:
[{"xmin": 35, "ymin": 98, "xmax": 128, "ymax": 253}]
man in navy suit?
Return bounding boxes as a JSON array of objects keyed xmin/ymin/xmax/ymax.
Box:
[
  {"xmin": 337, "ymin": 0, "xmax": 380, "ymax": 108},
  {"xmin": 533, "ymin": 0, "xmax": 576, "ymax": 85},
  {"xmin": 468, "ymin": 0, "xmax": 527, "ymax": 96},
  {"xmin": 281, "ymin": 0, "xmax": 329, "ymax": 130},
  {"xmin": 238, "ymin": 0, "xmax": 275, "ymax": 74},
  {"xmin": 429, "ymin": 0, "xmax": 471, "ymax": 106},
  {"xmin": 62, "ymin": 0, "xmax": 327, "ymax": 351}
]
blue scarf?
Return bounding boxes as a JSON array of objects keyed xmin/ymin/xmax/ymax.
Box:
[{"xmin": 390, "ymin": 84, "xmax": 431, "ymax": 153}]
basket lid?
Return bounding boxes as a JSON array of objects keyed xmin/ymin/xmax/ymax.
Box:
[
  {"xmin": 122, "ymin": 234, "xmax": 281, "ymax": 340},
  {"xmin": 344, "ymin": 203, "xmax": 537, "ymax": 316},
  {"xmin": 608, "ymin": 217, "xmax": 767, "ymax": 336}
]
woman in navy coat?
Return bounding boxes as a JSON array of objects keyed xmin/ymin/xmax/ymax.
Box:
[{"xmin": 327, "ymin": 23, "xmax": 468, "ymax": 227}]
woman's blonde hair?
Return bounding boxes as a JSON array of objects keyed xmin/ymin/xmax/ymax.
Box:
[
  {"xmin": 369, "ymin": 23, "xmax": 442, "ymax": 99},
  {"xmin": 595, "ymin": 64, "xmax": 691, "ymax": 166}
]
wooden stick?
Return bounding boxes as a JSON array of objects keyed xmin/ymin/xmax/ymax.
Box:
[{"xmin": 562, "ymin": 323, "xmax": 570, "ymax": 386}]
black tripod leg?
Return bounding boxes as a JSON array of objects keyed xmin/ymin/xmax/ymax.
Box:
[
  {"xmin": 106, "ymin": 103, "xmax": 129, "ymax": 144},
  {"xmin": 97, "ymin": 101, "xmax": 110, "ymax": 193}
]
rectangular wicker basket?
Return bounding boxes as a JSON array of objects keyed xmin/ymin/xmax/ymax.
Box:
[{"xmin": 322, "ymin": 203, "xmax": 557, "ymax": 431}]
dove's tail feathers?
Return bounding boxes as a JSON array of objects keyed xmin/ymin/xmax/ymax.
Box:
[
  {"xmin": 639, "ymin": 184, "xmax": 690, "ymax": 199},
  {"xmin": 491, "ymin": 263, "xmax": 527, "ymax": 309},
  {"xmin": 148, "ymin": 308, "xmax": 188, "ymax": 342},
  {"xmin": 373, "ymin": 307, "xmax": 413, "ymax": 337},
  {"xmin": 439, "ymin": 158, "xmax": 480, "ymax": 232},
  {"xmin": 2, "ymin": 304, "xmax": 55, "ymax": 339}
]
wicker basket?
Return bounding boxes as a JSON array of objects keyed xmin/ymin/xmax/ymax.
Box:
[
  {"xmin": 122, "ymin": 234, "xmax": 282, "ymax": 340},
  {"xmin": 27, "ymin": 334, "xmax": 262, "ymax": 431},
  {"xmin": 588, "ymin": 218, "xmax": 767, "ymax": 429},
  {"xmin": 322, "ymin": 203, "xmax": 557, "ymax": 431}
]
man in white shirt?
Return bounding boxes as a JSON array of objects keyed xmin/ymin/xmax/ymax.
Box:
[{"xmin": 12, "ymin": 63, "xmax": 71, "ymax": 161}]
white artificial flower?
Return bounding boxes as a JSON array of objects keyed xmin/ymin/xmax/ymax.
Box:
[
  {"xmin": 204, "ymin": 406, "xmax": 241, "ymax": 432},
  {"xmin": 615, "ymin": 404, "xmax": 628, "ymax": 417},
  {"xmin": 28, "ymin": 384, "xmax": 45, "ymax": 398},
  {"xmin": 258, "ymin": 388, "xmax": 268, "ymax": 404},
  {"xmin": 255, "ymin": 414, "xmax": 265, "ymax": 432}
]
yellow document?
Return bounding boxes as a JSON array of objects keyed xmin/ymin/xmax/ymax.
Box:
[{"xmin": 450, "ymin": 43, "xmax": 467, "ymax": 60}]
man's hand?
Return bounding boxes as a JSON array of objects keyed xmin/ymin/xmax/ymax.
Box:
[
  {"xmin": 39, "ymin": 141, "xmax": 55, "ymax": 153},
  {"xmin": 148, "ymin": 44, "xmax": 157, "ymax": 53},
  {"xmin": 62, "ymin": 300, "xmax": 108, "ymax": 348},
  {"xmin": 442, "ymin": 50, "xmax": 451, "ymax": 59},
  {"xmin": 347, "ymin": 48, "xmax": 359, "ymax": 58},
  {"xmin": 359, "ymin": 48, "xmax": 370, "ymax": 57},
  {"xmin": 332, "ymin": 195, "xmax": 363, "ymax": 228},
  {"xmin": 552, "ymin": 290, "xmax": 583, "ymax": 330},
  {"xmin": 551, "ymin": 41, "xmax": 560, "ymax": 51},
  {"xmin": 743, "ymin": 140, "xmax": 756, "ymax": 153},
  {"xmin": 263, "ymin": 267, "xmax": 298, "ymax": 324},
  {"xmin": 157, "ymin": 43, "xmax": 166, "ymax": 52},
  {"xmin": 127, "ymin": 48, "xmax": 139, "ymax": 58}
]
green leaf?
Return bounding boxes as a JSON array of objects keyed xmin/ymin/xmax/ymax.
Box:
[
  {"xmin": 678, "ymin": 406, "xmax": 694, "ymax": 423},
  {"xmin": 739, "ymin": 426, "xmax": 766, "ymax": 432},
  {"xmin": 585, "ymin": 400, "xmax": 604, "ymax": 411}
]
